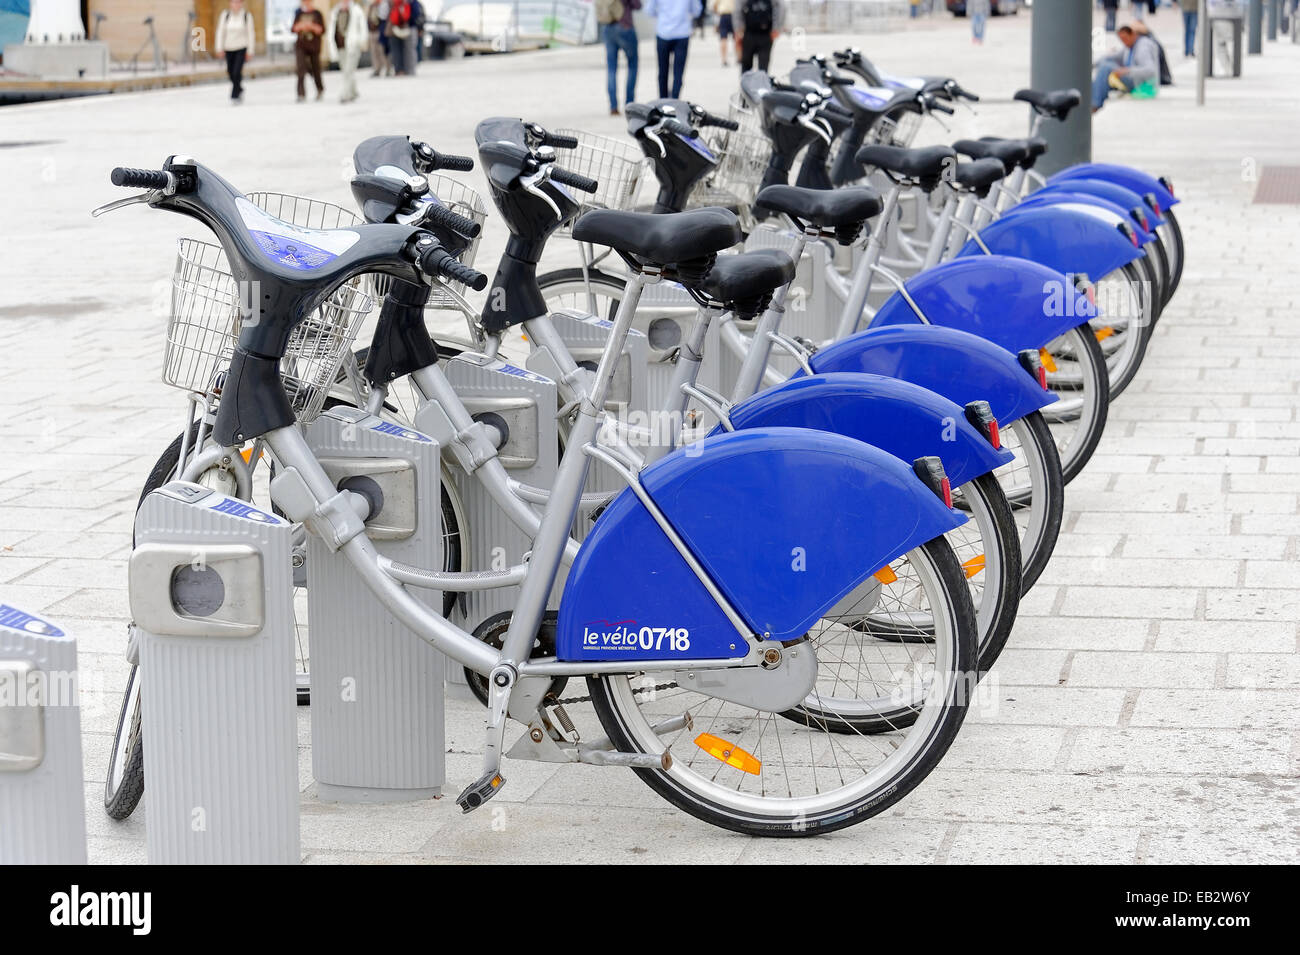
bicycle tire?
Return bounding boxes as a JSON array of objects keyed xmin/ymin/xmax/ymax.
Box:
[
  {"xmin": 999, "ymin": 411, "xmax": 1065, "ymax": 593},
  {"xmin": 1043, "ymin": 323, "xmax": 1110, "ymax": 484},
  {"xmin": 586, "ymin": 535, "xmax": 976, "ymax": 836}
]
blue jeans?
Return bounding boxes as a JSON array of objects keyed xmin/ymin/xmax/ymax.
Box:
[
  {"xmin": 656, "ymin": 35, "xmax": 689, "ymax": 99},
  {"xmin": 1091, "ymin": 55, "xmax": 1133, "ymax": 109},
  {"xmin": 1182, "ymin": 10, "xmax": 1197, "ymax": 55},
  {"xmin": 604, "ymin": 24, "xmax": 638, "ymax": 112},
  {"xmin": 972, "ymin": 12, "xmax": 987, "ymax": 39}
]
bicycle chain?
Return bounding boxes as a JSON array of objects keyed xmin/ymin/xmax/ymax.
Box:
[{"xmin": 549, "ymin": 682, "xmax": 678, "ymax": 707}]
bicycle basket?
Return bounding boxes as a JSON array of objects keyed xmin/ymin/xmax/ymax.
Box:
[
  {"xmin": 551, "ymin": 128, "xmax": 649, "ymax": 232},
  {"xmin": 165, "ymin": 192, "xmax": 374, "ymax": 422},
  {"xmin": 687, "ymin": 95, "xmax": 770, "ymax": 223},
  {"xmin": 368, "ymin": 173, "xmax": 489, "ymax": 310}
]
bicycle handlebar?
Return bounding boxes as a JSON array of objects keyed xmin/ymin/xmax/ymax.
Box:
[
  {"xmin": 422, "ymin": 201, "xmax": 482, "ymax": 238},
  {"xmin": 412, "ymin": 141, "xmax": 475, "ymax": 173},
  {"xmin": 541, "ymin": 131, "xmax": 579, "ymax": 150},
  {"xmin": 696, "ymin": 110, "xmax": 739, "ymax": 130},
  {"xmin": 950, "ymin": 83, "xmax": 980, "ymax": 102},
  {"xmin": 551, "ymin": 167, "xmax": 599, "ymax": 194},
  {"xmin": 414, "ymin": 237, "xmax": 488, "ymax": 291},
  {"xmin": 662, "ymin": 117, "xmax": 697, "ymax": 139},
  {"xmin": 111, "ymin": 167, "xmax": 173, "ymax": 190}
]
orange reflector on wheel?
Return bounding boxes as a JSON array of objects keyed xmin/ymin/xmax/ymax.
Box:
[
  {"xmin": 873, "ymin": 565, "xmax": 899, "ymax": 585},
  {"xmin": 1038, "ymin": 348, "xmax": 1058, "ymax": 373},
  {"xmin": 961, "ymin": 554, "xmax": 986, "ymax": 578},
  {"xmin": 239, "ymin": 447, "xmax": 261, "ymax": 464},
  {"xmin": 1094, "ymin": 326, "xmax": 1115, "ymax": 342},
  {"xmin": 694, "ymin": 734, "xmax": 761, "ymax": 775}
]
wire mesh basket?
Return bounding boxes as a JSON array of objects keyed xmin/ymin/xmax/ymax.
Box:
[
  {"xmin": 688, "ymin": 96, "xmax": 771, "ymax": 219},
  {"xmin": 866, "ymin": 107, "xmax": 923, "ymax": 149},
  {"xmin": 551, "ymin": 128, "xmax": 649, "ymax": 232},
  {"xmin": 165, "ymin": 192, "xmax": 374, "ymax": 423},
  {"xmin": 368, "ymin": 173, "xmax": 489, "ymax": 310}
]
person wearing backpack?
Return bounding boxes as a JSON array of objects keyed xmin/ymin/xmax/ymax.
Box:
[
  {"xmin": 735, "ymin": 0, "xmax": 782, "ymax": 73},
  {"xmin": 647, "ymin": 0, "xmax": 702, "ymax": 98},
  {"xmin": 214, "ymin": 0, "xmax": 255, "ymax": 103},
  {"xmin": 598, "ymin": 0, "xmax": 641, "ymax": 115}
]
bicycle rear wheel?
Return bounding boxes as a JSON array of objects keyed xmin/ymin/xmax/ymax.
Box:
[
  {"xmin": 1038, "ymin": 323, "xmax": 1110, "ymax": 484},
  {"xmin": 587, "ymin": 536, "xmax": 977, "ymax": 836},
  {"xmin": 992, "ymin": 412, "xmax": 1065, "ymax": 593}
]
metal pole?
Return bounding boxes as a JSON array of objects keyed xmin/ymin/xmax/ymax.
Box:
[
  {"xmin": 1029, "ymin": 0, "xmax": 1091, "ymax": 175},
  {"xmin": 1197, "ymin": 0, "xmax": 1208, "ymax": 103},
  {"xmin": 1267, "ymin": 0, "xmax": 1279, "ymax": 38},
  {"xmin": 1248, "ymin": 0, "xmax": 1263, "ymax": 50}
]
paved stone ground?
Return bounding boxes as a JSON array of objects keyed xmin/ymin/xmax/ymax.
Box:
[{"xmin": 1, "ymin": 9, "xmax": 1297, "ymax": 864}]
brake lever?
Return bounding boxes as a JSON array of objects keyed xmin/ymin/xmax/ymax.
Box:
[
  {"xmin": 90, "ymin": 192, "xmax": 157, "ymax": 217},
  {"xmin": 644, "ymin": 126, "xmax": 667, "ymax": 158},
  {"xmin": 799, "ymin": 112, "xmax": 833, "ymax": 145},
  {"xmin": 521, "ymin": 168, "xmax": 563, "ymax": 221}
]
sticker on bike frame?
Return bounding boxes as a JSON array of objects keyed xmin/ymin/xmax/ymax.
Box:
[
  {"xmin": 0, "ymin": 604, "xmax": 65, "ymax": 638},
  {"xmin": 494, "ymin": 362, "xmax": 551, "ymax": 384},
  {"xmin": 372, "ymin": 420, "xmax": 434, "ymax": 443},
  {"xmin": 208, "ymin": 496, "xmax": 283, "ymax": 525},
  {"xmin": 682, "ymin": 136, "xmax": 717, "ymax": 162},
  {"xmin": 237, "ymin": 197, "xmax": 359, "ymax": 272},
  {"xmin": 850, "ymin": 88, "xmax": 892, "ymax": 109},
  {"xmin": 580, "ymin": 622, "xmax": 693, "ymax": 654}
]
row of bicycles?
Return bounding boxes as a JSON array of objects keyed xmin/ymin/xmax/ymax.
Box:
[{"xmin": 99, "ymin": 46, "xmax": 1184, "ymax": 837}]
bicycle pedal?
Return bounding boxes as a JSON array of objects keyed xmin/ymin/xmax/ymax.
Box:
[{"xmin": 456, "ymin": 771, "xmax": 506, "ymax": 813}]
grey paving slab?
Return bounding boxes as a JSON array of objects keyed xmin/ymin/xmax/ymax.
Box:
[{"xmin": 2, "ymin": 8, "xmax": 1297, "ymax": 865}]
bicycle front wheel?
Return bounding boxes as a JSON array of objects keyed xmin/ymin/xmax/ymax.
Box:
[{"xmin": 586, "ymin": 536, "xmax": 977, "ymax": 836}]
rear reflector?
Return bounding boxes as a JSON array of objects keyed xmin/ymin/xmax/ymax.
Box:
[
  {"xmin": 1018, "ymin": 348, "xmax": 1048, "ymax": 390},
  {"xmin": 873, "ymin": 565, "xmax": 899, "ymax": 585},
  {"xmin": 964, "ymin": 400, "xmax": 1001, "ymax": 449},
  {"xmin": 1038, "ymin": 348, "xmax": 1059, "ymax": 374},
  {"xmin": 913, "ymin": 455, "xmax": 954, "ymax": 508}
]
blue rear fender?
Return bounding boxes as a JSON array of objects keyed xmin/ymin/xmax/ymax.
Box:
[
  {"xmin": 960, "ymin": 202, "xmax": 1142, "ymax": 281},
  {"xmin": 719, "ymin": 373, "xmax": 1012, "ymax": 489},
  {"xmin": 1046, "ymin": 162, "xmax": 1179, "ymax": 214},
  {"xmin": 806, "ymin": 324, "xmax": 1058, "ymax": 425},
  {"xmin": 1034, "ymin": 177, "xmax": 1165, "ymax": 229},
  {"xmin": 555, "ymin": 427, "xmax": 965, "ymax": 660},
  {"xmin": 869, "ymin": 255, "xmax": 1097, "ymax": 354},
  {"xmin": 1012, "ymin": 191, "xmax": 1156, "ymax": 244}
]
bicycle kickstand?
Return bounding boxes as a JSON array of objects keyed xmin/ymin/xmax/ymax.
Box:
[{"xmin": 456, "ymin": 662, "xmax": 516, "ymax": 812}]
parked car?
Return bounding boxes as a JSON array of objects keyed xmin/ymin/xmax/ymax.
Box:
[{"xmin": 947, "ymin": 0, "xmax": 1020, "ymax": 14}]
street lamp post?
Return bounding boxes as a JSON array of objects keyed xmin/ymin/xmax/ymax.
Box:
[{"xmin": 1029, "ymin": 0, "xmax": 1091, "ymax": 175}]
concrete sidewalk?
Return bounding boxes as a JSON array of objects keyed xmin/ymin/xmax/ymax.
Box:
[{"xmin": 0, "ymin": 9, "xmax": 1296, "ymax": 864}]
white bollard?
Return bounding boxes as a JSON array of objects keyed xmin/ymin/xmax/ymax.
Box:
[
  {"xmin": 129, "ymin": 482, "xmax": 299, "ymax": 864},
  {"xmin": 300, "ymin": 407, "xmax": 445, "ymax": 803},
  {"xmin": 0, "ymin": 603, "xmax": 87, "ymax": 864}
]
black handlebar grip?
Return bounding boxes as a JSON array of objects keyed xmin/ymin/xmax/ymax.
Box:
[
  {"xmin": 543, "ymin": 132, "xmax": 580, "ymax": 150},
  {"xmin": 423, "ymin": 202, "xmax": 482, "ymax": 238},
  {"xmin": 931, "ymin": 100, "xmax": 956, "ymax": 115},
  {"xmin": 551, "ymin": 167, "xmax": 599, "ymax": 194},
  {"xmin": 956, "ymin": 86, "xmax": 980, "ymax": 102},
  {"xmin": 702, "ymin": 112, "xmax": 740, "ymax": 131},
  {"xmin": 418, "ymin": 243, "xmax": 489, "ymax": 291},
  {"xmin": 431, "ymin": 151, "xmax": 474, "ymax": 172},
  {"xmin": 111, "ymin": 167, "xmax": 170, "ymax": 189},
  {"xmin": 829, "ymin": 75, "xmax": 854, "ymax": 86}
]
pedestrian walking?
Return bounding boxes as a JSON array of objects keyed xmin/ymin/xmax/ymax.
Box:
[
  {"xmin": 1103, "ymin": 0, "xmax": 1119, "ymax": 32},
  {"xmin": 214, "ymin": 0, "xmax": 254, "ymax": 103},
  {"xmin": 388, "ymin": 0, "xmax": 414, "ymax": 75},
  {"xmin": 292, "ymin": 0, "xmax": 326, "ymax": 101},
  {"xmin": 329, "ymin": 0, "xmax": 368, "ymax": 103},
  {"xmin": 410, "ymin": 0, "xmax": 426, "ymax": 64},
  {"xmin": 597, "ymin": 0, "xmax": 641, "ymax": 115},
  {"xmin": 369, "ymin": 0, "xmax": 392, "ymax": 75},
  {"xmin": 647, "ymin": 0, "xmax": 701, "ymax": 98},
  {"xmin": 1130, "ymin": 0, "xmax": 1145, "ymax": 22},
  {"xmin": 736, "ymin": 0, "xmax": 783, "ymax": 72},
  {"xmin": 713, "ymin": 0, "xmax": 735, "ymax": 66},
  {"xmin": 969, "ymin": 0, "xmax": 989, "ymax": 43},
  {"xmin": 1178, "ymin": 0, "xmax": 1197, "ymax": 56}
]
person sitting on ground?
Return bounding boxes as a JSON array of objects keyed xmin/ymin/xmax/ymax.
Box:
[{"xmin": 1090, "ymin": 23, "xmax": 1159, "ymax": 112}]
